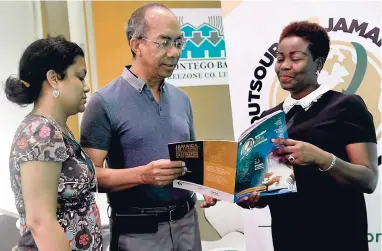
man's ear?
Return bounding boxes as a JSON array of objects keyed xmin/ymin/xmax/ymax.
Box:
[{"xmin": 130, "ymin": 38, "xmax": 141, "ymax": 56}]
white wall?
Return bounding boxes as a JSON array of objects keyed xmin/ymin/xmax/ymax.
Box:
[{"xmin": 0, "ymin": 1, "xmax": 43, "ymax": 217}]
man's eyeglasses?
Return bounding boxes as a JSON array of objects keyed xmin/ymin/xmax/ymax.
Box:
[{"xmin": 140, "ymin": 38, "xmax": 186, "ymax": 50}]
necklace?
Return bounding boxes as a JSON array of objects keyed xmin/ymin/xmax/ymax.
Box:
[
  {"xmin": 32, "ymin": 108, "xmax": 75, "ymax": 142},
  {"xmin": 31, "ymin": 108, "xmax": 99, "ymax": 194}
]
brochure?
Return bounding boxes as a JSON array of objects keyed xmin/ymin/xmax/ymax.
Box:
[{"xmin": 168, "ymin": 110, "xmax": 297, "ymax": 203}]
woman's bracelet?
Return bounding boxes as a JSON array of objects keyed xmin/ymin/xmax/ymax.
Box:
[{"xmin": 318, "ymin": 154, "xmax": 336, "ymax": 172}]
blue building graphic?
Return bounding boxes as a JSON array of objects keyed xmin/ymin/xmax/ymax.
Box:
[{"xmin": 180, "ymin": 22, "xmax": 226, "ymax": 59}]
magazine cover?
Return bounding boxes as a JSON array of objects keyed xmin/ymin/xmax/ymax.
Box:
[
  {"xmin": 168, "ymin": 140, "xmax": 238, "ymax": 202},
  {"xmin": 168, "ymin": 111, "xmax": 297, "ymax": 203},
  {"xmin": 234, "ymin": 110, "xmax": 296, "ymax": 202}
]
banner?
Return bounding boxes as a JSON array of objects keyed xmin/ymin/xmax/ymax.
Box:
[
  {"xmin": 168, "ymin": 8, "xmax": 228, "ymax": 87},
  {"xmin": 221, "ymin": 1, "xmax": 382, "ymax": 250}
]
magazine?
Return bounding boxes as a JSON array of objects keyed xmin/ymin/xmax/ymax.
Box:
[{"xmin": 168, "ymin": 110, "xmax": 297, "ymax": 203}]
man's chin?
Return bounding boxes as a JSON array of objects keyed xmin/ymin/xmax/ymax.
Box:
[{"xmin": 160, "ymin": 69, "xmax": 175, "ymax": 78}]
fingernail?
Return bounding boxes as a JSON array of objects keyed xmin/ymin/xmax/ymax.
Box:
[
  {"xmin": 184, "ymin": 167, "xmax": 188, "ymax": 172},
  {"xmin": 244, "ymin": 197, "xmax": 248, "ymax": 200},
  {"xmin": 271, "ymin": 139, "xmax": 275, "ymax": 142},
  {"xmin": 181, "ymin": 162, "xmax": 186, "ymax": 167}
]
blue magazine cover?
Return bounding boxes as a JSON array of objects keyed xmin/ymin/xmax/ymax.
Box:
[{"xmin": 234, "ymin": 110, "xmax": 296, "ymax": 202}]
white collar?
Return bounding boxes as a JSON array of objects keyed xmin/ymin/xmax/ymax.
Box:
[{"xmin": 283, "ymin": 85, "xmax": 329, "ymax": 114}]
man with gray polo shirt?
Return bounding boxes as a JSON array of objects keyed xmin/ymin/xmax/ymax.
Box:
[{"xmin": 80, "ymin": 3, "xmax": 216, "ymax": 251}]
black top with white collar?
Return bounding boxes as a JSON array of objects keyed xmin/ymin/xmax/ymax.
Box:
[{"xmin": 261, "ymin": 90, "xmax": 376, "ymax": 251}]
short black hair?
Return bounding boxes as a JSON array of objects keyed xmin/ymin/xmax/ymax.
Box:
[
  {"xmin": 4, "ymin": 35, "xmax": 84, "ymax": 106},
  {"xmin": 279, "ymin": 21, "xmax": 330, "ymax": 62}
]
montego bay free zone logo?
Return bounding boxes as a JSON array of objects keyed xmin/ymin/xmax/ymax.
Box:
[
  {"xmin": 168, "ymin": 15, "xmax": 228, "ymax": 81},
  {"xmin": 246, "ymin": 17, "xmax": 382, "ymax": 166}
]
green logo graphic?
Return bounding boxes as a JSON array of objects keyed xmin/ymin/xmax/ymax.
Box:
[{"xmin": 342, "ymin": 42, "xmax": 368, "ymax": 94}]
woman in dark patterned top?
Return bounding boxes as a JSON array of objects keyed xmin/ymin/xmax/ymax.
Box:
[
  {"xmin": 5, "ymin": 36, "xmax": 102, "ymax": 250},
  {"xmin": 237, "ymin": 21, "xmax": 378, "ymax": 251}
]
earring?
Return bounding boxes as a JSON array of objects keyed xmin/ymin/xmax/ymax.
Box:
[{"xmin": 53, "ymin": 89, "xmax": 60, "ymax": 98}]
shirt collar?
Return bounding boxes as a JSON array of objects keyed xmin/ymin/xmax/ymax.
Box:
[
  {"xmin": 122, "ymin": 65, "xmax": 165, "ymax": 93},
  {"xmin": 283, "ymin": 85, "xmax": 329, "ymax": 114}
]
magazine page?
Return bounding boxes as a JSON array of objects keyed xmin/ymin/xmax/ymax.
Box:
[
  {"xmin": 238, "ymin": 110, "xmax": 283, "ymax": 142},
  {"xmin": 234, "ymin": 111, "xmax": 297, "ymax": 202},
  {"xmin": 168, "ymin": 140, "xmax": 238, "ymax": 202}
]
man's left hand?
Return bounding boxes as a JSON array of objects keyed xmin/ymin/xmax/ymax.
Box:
[{"xmin": 200, "ymin": 195, "xmax": 218, "ymax": 208}]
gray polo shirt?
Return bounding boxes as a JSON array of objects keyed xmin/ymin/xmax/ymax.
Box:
[{"xmin": 80, "ymin": 66, "xmax": 195, "ymax": 207}]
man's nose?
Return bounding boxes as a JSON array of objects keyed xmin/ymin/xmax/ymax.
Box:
[{"xmin": 167, "ymin": 45, "xmax": 181, "ymax": 58}]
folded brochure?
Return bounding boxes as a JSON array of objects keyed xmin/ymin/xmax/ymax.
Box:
[{"xmin": 168, "ymin": 110, "xmax": 297, "ymax": 203}]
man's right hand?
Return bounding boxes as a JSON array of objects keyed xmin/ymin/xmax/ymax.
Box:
[
  {"xmin": 140, "ymin": 159, "xmax": 187, "ymax": 186},
  {"xmin": 236, "ymin": 191, "xmax": 267, "ymax": 209}
]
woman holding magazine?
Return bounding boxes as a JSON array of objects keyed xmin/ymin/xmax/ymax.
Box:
[{"xmin": 237, "ymin": 21, "xmax": 378, "ymax": 251}]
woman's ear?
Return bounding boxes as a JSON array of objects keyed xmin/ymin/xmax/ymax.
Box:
[
  {"xmin": 315, "ymin": 57, "xmax": 325, "ymax": 74},
  {"xmin": 46, "ymin": 70, "xmax": 59, "ymax": 88}
]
